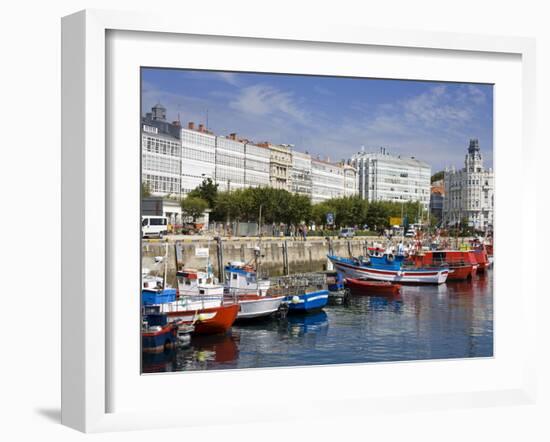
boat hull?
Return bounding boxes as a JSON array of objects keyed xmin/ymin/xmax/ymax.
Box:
[
  {"xmin": 233, "ymin": 295, "xmax": 285, "ymax": 319},
  {"xmin": 166, "ymin": 303, "xmax": 239, "ymax": 335},
  {"xmin": 329, "ymin": 257, "xmax": 448, "ymax": 284},
  {"xmin": 446, "ymin": 264, "xmax": 476, "ymax": 281},
  {"xmin": 345, "ymin": 278, "xmax": 401, "ymax": 295},
  {"xmin": 285, "ymin": 289, "xmax": 329, "ymax": 313},
  {"xmin": 142, "ymin": 324, "xmax": 177, "ymax": 353},
  {"xmin": 471, "ymin": 249, "xmax": 490, "ymax": 273},
  {"xmin": 476, "ymin": 262, "xmax": 490, "ymax": 273}
]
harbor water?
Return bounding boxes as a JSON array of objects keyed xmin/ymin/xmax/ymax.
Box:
[{"xmin": 142, "ymin": 269, "xmax": 493, "ymax": 373}]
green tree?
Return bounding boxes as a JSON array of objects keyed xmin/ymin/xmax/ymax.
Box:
[
  {"xmin": 209, "ymin": 187, "xmax": 312, "ymax": 226},
  {"xmin": 311, "ymin": 202, "xmax": 331, "ymax": 227},
  {"xmin": 285, "ymin": 193, "xmax": 312, "ymax": 225},
  {"xmin": 188, "ymin": 177, "xmax": 219, "ymax": 209},
  {"xmin": 365, "ymin": 201, "xmax": 390, "ymax": 231},
  {"xmin": 180, "ymin": 196, "xmax": 209, "ymax": 222},
  {"xmin": 431, "ymin": 171, "xmax": 444, "ymax": 183}
]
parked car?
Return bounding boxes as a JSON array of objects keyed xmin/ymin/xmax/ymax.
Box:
[
  {"xmin": 142, "ymin": 216, "xmax": 168, "ymax": 238},
  {"xmin": 338, "ymin": 227, "xmax": 355, "ymax": 238}
]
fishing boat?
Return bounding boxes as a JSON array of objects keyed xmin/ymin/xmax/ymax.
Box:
[
  {"xmin": 323, "ymin": 270, "xmax": 350, "ymax": 304},
  {"xmin": 407, "ymin": 250, "xmax": 477, "ymax": 281},
  {"xmin": 345, "ymin": 278, "xmax": 402, "ymax": 296},
  {"xmin": 470, "ymin": 245, "xmax": 490, "ymax": 273},
  {"xmin": 141, "ymin": 258, "xmax": 183, "ymax": 352},
  {"xmin": 328, "ymin": 254, "xmax": 449, "ymax": 284},
  {"xmin": 161, "ymin": 268, "xmax": 239, "ymax": 335},
  {"xmin": 224, "ymin": 262, "xmax": 285, "ymax": 320},
  {"xmin": 270, "ymin": 273, "xmax": 329, "ymax": 313},
  {"xmin": 141, "ymin": 309, "xmax": 178, "ymax": 353}
]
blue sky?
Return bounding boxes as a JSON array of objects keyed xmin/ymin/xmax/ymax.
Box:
[{"xmin": 141, "ymin": 68, "xmax": 493, "ymax": 172}]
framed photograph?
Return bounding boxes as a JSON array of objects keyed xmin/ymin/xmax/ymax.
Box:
[{"xmin": 61, "ymin": 9, "xmax": 537, "ymax": 432}]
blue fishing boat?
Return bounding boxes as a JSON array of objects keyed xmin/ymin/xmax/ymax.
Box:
[
  {"xmin": 285, "ymin": 289, "xmax": 329, "ymax": 313},
  {"xmin": 270, "ymin": 273, "xmax": 329, "ymax": 313},
  {"xmin": 328, "ymin": 254, "xmax": 449, "ymax": 284},
  {"xmin": 141, "ymin": 310, "xmax": 178, "ymax": 353}
]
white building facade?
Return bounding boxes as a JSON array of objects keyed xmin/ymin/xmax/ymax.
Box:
[
  {"xmin": 141, "ymin": 104, "xmax": 352, "ymax": 203},
  {"xmin": 180, "ymin": 124, "xmax": 216, "ymax": 194},
  {"xmin": 351, "ymin": 149, "xmax": 431, "ymax": 209},
  {"xmin": 215, "ymin": 134, "xmax": 246, "ymax": 192},
  {"xmin": 141, "ymin": 124, "xmax": 182, "ymax": 197},
  {"xmin": 262, "ymin": 143, "xmax": 292, "ymax": 191},
  {"xmin": 311, "ymin": 159, "xmax": 346, "ymax": 203},
  {"xmin": 244, "ymin": 142, "xmax": 271, "ymax": 188},
  {"xmin": 343, "ymin": 163, "xmax": 358, "ymax": 197},
  {"xmin": 443, "ymin": 139, "xmax": 494, "ymax": 230},
  {"xmin": 291, "ymin": 150, "xmax": 313, "ymax": 196}
]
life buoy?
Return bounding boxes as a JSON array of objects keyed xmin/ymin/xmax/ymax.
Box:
[{"xmin": 387, "ymin": 254, "xmax": 395, "ymax": 262}]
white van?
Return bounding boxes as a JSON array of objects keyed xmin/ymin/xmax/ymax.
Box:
[{"xmin": 141, "ymin": 216, "xmax": 168, "ymax": 238}]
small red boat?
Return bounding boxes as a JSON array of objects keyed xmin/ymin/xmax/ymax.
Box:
[{"xmin": 345, "ymin": 278, "xmax": 401, "ymax": 296}]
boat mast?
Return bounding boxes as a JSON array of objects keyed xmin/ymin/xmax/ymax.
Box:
[
  {"xmin": 257, "ymin": 204, "xmax": 263, "ymax": 277},
  {"xmin": 163, "ymin": 242, "xmax": 168, "ymax": 289}
]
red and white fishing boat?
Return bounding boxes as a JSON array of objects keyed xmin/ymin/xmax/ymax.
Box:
[
  {"xmin": 224, "ymin": 262, "xmax": 285, "ymax": 320},
  {"xmin": 345, "ymin": 278, "xmax": 401, "ymax": 296},
  {"xmin": 161, "ymin": 269, "xmax": 238, "ymax": 335},
  {"xmin": 328, "ymin": 254, "xmax": 449, "ymax": 284},
  {"xmin": 408, "ymin": 250, "xmax": 478, "ymax": 281}
]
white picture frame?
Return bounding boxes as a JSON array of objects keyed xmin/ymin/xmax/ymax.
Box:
[{"xmin": 61, "ymin": 9, "xmax": 537, "ymax": 433}]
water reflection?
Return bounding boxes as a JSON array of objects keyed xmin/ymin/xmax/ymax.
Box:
[
  {"xmin": 175, "ymin": 333, "xmax": 239, "ymax": 371},
  {"xmin": 287, "ymin": 311, "xmax": 329, "ymax": 337},
  {"xmin": 143, "ymin": 270, "xmax": 493, "ymax": 373}
]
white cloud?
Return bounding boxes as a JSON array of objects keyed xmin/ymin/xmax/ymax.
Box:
[
  {"xmin": 229, "ymin": 84, "xmax": 310, "ymax": 124},
  {"xmin": 402, "ymin": 85, "xmax": 472, "ymax": 127},
  {"xmin": 215, "ymin": 72, "xmax": 241, "ymax": 86},
  {"xmin": 465, "ymin": 84, "xmax": 487, "ymax": 104}
]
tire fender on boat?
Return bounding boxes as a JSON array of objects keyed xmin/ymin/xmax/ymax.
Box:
[{"xmin": 291, "ymin": 296, "xmax": 300, "ymax": 304}]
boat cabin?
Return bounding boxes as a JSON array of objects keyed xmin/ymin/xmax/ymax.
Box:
[
  {"xmin": 224, "ymin": 262, "xmax": 270, "ymax": 296},
  {"xmin": 176, "ymin": 269, "xmax": 224, "ymax": 297}
]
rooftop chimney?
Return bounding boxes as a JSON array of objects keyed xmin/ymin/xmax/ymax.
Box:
[
  {"xmin": 188, "ymin": 122, "xmax": 195, "ymax": 130},
  {"xmin": 198, "ymin": 124, "xmax": 205, "ymax": 132},
  {"xmin": 229, "ymin": 133, "xmax": 237, "ymax": 140}
]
